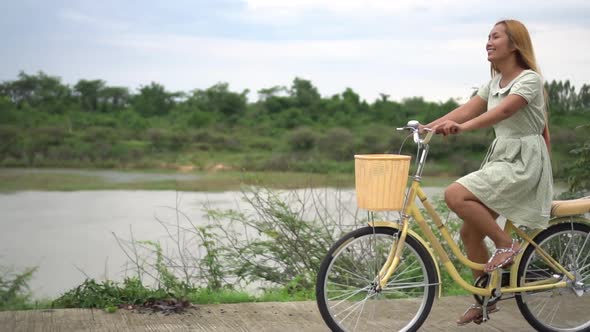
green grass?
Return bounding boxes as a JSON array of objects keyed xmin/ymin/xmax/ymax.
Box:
[
  {"xmin": 0, "ymin": 170, "xmax": 355, "ymax": 192},
  {"xmin": 0, "ymin": 166, "xmax": 469, "ymax": 192}
]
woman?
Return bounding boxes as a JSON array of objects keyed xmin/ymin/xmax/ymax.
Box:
[{"xmin": 423, "ymin": 19, "xmax": 553, "ymax": 325}]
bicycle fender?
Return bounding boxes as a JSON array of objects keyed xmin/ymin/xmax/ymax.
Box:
[{"xmin": 368, "ymin": 220, "xmax": 443, "ymax": 298}]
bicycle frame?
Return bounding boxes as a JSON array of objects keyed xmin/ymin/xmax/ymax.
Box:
[{"xmin": 372, "ymin": 178, "xmax": 576, "ymax": 297}]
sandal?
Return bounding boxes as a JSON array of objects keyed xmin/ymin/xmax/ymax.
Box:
[
  {"xmin": 456, "ymin": 303, "xmax": 499, "ymax": 326},
  {"xmin": 484, "ymin": 239, "xmax": 521, "ymax": 273}
]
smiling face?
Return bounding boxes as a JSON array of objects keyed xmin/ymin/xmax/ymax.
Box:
[{"xmin": 486, "ymin": 23, "xmax": 516, "ymax": 64}]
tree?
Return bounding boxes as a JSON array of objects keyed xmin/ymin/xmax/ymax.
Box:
[
  {"xmin": 74, "ymin": 79, "xmax": 106, "ymax": 112},
  {"xmin": 545, "ymin": 79, "xmax": 581, "ymax": 113},
  {"xmin": 577, "ymin": 84, "xmax": 590, "ymax": 111},
  {"xmin": 371, "ymin": 98, "xmax": 403, "ymax": 124},
  {"xmin": 257, "ymin": 86, "xmax": 288, "ymax": 102},
  {"xmin": 99, "ymin": 86, "xmax": 130, "ymax": 112},
  {"xmin": 189, "ymin": 83, "xmax": 248, "ymax": 123},
  {"xmin": 2, "ymin": 71, "xmax": 71, "ymax": 112},
  {"xmin": 290, "ymin": 78, "xmax": 320, "ymax": 109},
  {"xmin": 132, "ymin": 82, "xmax": 176, "ymax": 117}
]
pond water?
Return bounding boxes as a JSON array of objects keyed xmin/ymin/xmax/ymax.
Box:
[
  {"xmin": 1, "ymin": 182, "xmax": 568, "ymax": 299},
  {"xmin": 0, "ymin": 187, "xmax": 451, "ymax": 299}
]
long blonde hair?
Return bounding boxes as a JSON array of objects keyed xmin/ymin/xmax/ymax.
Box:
[{"xmin": 492, "ymin": 19, "xmax": 551, "ymax": 151}]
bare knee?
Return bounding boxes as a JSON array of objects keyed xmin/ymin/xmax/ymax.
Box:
[{"xmin": 444, "ymin": 183, "xmax": 464, "ymax": 211}]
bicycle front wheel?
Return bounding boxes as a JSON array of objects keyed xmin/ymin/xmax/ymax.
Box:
[
  {"xmin": 516, "ymin": 221, "xmax": 590, "ymax": 332},
  {"xmin": 316, "ymin": 226, "xmax": 438, "ymax": 332}
]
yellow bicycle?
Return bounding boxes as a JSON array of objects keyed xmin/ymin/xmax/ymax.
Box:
[{"xmin": 316, "ymin": 120, "xmax": 590, "ymax": 332}]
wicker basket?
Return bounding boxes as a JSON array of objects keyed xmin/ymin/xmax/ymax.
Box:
[{"xmin": 354, "ymin": 154, "xmax": 411, "ymax": 211}]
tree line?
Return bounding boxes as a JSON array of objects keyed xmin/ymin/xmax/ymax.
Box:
[
  {"xmin": 0, "ymin": 71, "xmax": 587, "ymax": 186},
  {"xmin": 1, "ymin": 71, "xmax": 589, "ymax": 135}
]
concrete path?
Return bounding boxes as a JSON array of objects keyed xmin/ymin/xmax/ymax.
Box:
[{"xmin": 0, "ymin": 296, "xmax": 534, "ymax": 331}]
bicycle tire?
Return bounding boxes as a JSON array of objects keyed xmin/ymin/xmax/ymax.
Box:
[
  {"xmin": 316, "ymin": 226, "xmax": 438, "ymax": 332},
  {"xmin": 515, "ymin": 221, "xmax": 590, "ymax": 332}
]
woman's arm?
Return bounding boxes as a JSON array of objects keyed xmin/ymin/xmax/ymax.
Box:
[
  {"xmin": 425, "ymin": 95, "xmax": 487, "ymax": 128},
  {"xmin": 461, "ymin": 94, "xmax": 527, "ymax": 131},
  {"xmin": 434, "ymin": 94, "xmax": 528, "ymax": 135}
]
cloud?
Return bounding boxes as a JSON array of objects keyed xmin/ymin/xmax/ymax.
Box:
[
  {"xmin": 57, "ymin": 8, "xmax": 130, "ymax": 31},
  {"xmin": 1, "ymin": 0, "xmax": 589, "ymax": 103},
  {"xmin": 244, "ymin": 0, "xmax": 460, "ymax": 14},
  {"xmin": 239, "ymin": 0, "xmax": 590, "ymax": 31},
  {"xmin": 242, "ymin": 0, "xmax": 589, "ymax": 13},
  {"xmin": 88, "ymin": 30, "xmax": 489, "ymax": 101}
]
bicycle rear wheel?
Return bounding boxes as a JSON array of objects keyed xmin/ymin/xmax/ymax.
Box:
[
  {"xmin": 316, "ymin": 226, "xmax": 438, "ymax": 332},
  {"xmin": 516, "ymin": 221, "xmax": 590, "ymax": 332}
]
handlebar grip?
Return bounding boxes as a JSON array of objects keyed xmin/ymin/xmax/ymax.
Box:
[{"xmin": 422, "ymin": 131, "xmax": 434, "ymax": 145}]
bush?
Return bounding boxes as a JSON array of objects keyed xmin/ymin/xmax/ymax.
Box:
[
  {"xmin": 318, "ymin": 127, "xmax": 355, "ymax": 161},
  {"xmin": 260, "ymin": 154, "xmax": 294, "ymax": 171},
  {"xmin": 81, "ymin": 126, "xmax": 117, "ymax": 143},
  {"xmin": 146, "ymin": 128, "xmax": 187, "ymax": 151},
  {"xmin": 562, "ymin": 140, "xmax": 590, "ymax": 198},
  {"xmin": 117, "ymin": 110, "xmax": 148, "ymax": 130},
  {"xmin": 0, "ymin": 125, "xmax": 21, "ymax": 159},
  {"xmin": 220, "ymin": 135, "xmax": 242, "ymax": 152},
  {"xmin": 187, "ymin": 111, "xmax": 214, "ymax": 128},
  {"xmin": 0, "ymin": 267, "xmax": 37, "ymax": 311},
  {"xmin": 358, "ymin": 130, "xmax": 389, "ymax": 154},
  {"xmin": 247, "ymin": 137, "xmax": 276, "ymax": 150},
  {"xmin": 205, "ymin": 188, "xmax": 342, "ymax": 289},
  {"xmin": 111, "ymin": 141, "xmax": 148, "ymax": 161},
  {"xmin": 53, "ymin": 278, "xmax": 169, "ymax": 310},
  {"xmin": 288, "ymin": 127, "xmax": 318, "ymax": 152}
]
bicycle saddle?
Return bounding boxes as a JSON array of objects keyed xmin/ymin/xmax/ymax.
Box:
[{"xmin": 551, "ymin": 196, "xmax": 590, "ymax": 217}]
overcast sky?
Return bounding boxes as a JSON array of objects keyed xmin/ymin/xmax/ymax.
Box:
[{"xmin": 1, "ymin": 0, "xmax": 589, "ymax": 103}]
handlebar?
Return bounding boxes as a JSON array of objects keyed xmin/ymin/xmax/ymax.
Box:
[
  {"xmin": 396, "ymin": 120, "xmax": 434, "ymax": 145},
  {"xmin": 396, "ymin": 120, "xmax": 432, "ymax": 179}
]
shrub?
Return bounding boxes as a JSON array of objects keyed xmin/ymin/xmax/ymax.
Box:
[
  {"xmin": 261, "ymin": 154, "xmax": 293, "ymax": 171},
  {"xmin": 81, "ymin": 126, "xmax": 117, "ymax": 143},
  {"xmin": 358, "ymin": 131, "xmax": 389, "ymax": 154},
  {"xmin": 205, "ymin": 188, "xmax": 342, "ymax": 289},
  {"xmin": 111, "ymin": 141, "xmax": 148, "ymax": 161},
  {"xmin": 560, "ymin": 139, "xmax": 590, "ymax": 199},
  {"xmin": 288, "ymin": 127, "xmax": 318, "ymax": 152},
  {"xmin": 0, "ymin": 267, "xmax": 37, "ymax": 311},
  {"xmin": 53, "ymin": 277, "xmax": 169, "ymax": 310},
  {"xmin": 318, "ymin": 127, "xmax": 355, "ymax": 161},
  {"xmin": 0, "ymin": 125, "xmax": 21, "ymax": 159},
  {"xmin": 145, "ymin": 128, "xmax": 187, "ymax": 151},
  {"xmin": 116, "ymin": 110, "xmax": 148, "ymax": 130}
]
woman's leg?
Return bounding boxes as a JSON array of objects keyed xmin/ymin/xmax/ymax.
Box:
[
  {"xmin": 459, "ymin": 222, "xmax": 489, "ymax": 279},
  {"xmin": 444, "ymin": 183, "xmax": 518, "ymax": 271},
  {"xmin": 446, "ymin": 183, "xmax": 505, "ymax": 325},
  {"xmin": 445, "ymin": 183, "xmax": 511, "ymax": 249}
]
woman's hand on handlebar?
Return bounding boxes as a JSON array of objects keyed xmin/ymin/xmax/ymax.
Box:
[
  {"xmin": 432, "ymin": 120, "xmax": 464, "ymax": 136},
  {"xmin": 418, "ymin": 124, "xmax": 430, "ymax": 134}
]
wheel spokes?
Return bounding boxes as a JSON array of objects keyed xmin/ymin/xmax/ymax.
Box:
[{"xmin": 521, "ymin": 228, "xmax": 590, "ymax": 331}]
